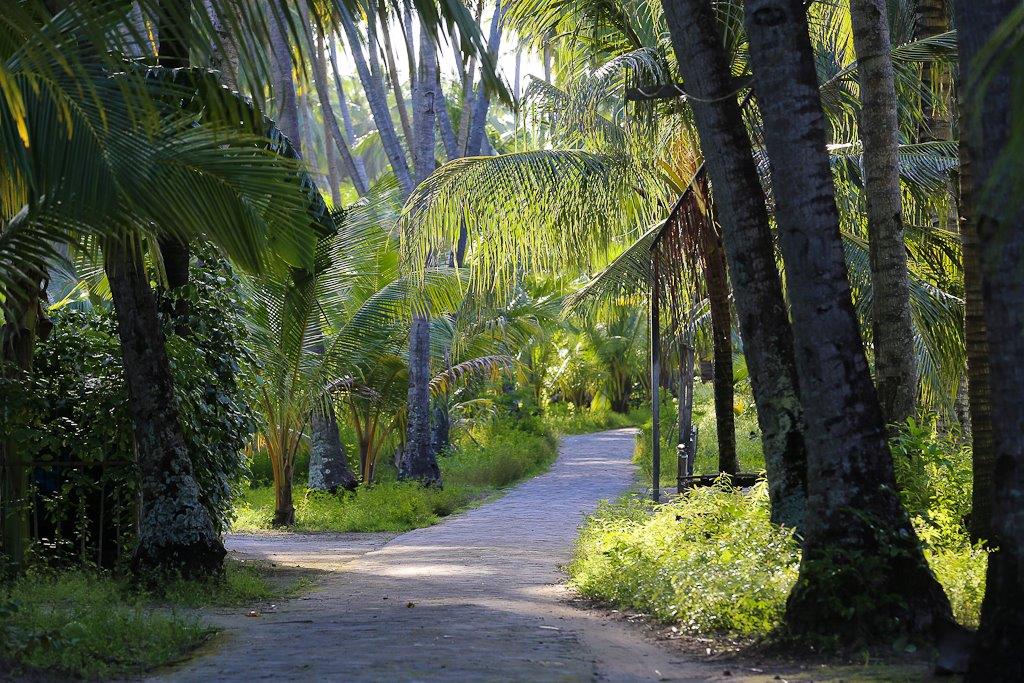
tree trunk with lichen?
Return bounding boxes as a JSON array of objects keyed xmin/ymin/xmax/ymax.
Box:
[
  {"xmin": 849, "ymin": 0, "xmax": 918, "ymax": 426},
  {"xmin": 661, "ymin": 0, "xmax": 807, "ymax": 527},
  {"xmin": 955, "ymin": 1, "xmax": 1024, "ymax": 678},
  {"xmin": 104, "ymin": 239, "xmax": 225, "ymax": 578},
  {"xmin": 744, "ymin": 0, "xmax": 953, "ymax": 643}
]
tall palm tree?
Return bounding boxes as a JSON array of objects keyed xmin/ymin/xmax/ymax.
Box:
[
  {"xmin": 954, "ymin": 2, "xmax": 1024, "ymax": 677},
  {"xmin": 743, "ymin": 0, "xmax": 953, "ymax": 641}
]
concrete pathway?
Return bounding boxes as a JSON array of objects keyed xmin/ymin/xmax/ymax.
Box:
[{"xmin": 156, "ymin": 429, "xmax": 721, "ymax": 682}]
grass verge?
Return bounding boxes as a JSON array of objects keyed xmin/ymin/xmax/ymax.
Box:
[
  {"xmin": 0, "ymin": 559, "xmax": 310, "ymax": 679},
  {"xmin": 233, "ymin": 422, "xmax": 559, "ymax": 532}
]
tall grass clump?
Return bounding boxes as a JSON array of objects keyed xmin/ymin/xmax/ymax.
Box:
[{"xmin": 569, "ymin": 482, "xmax": 800, "ymax": 636}]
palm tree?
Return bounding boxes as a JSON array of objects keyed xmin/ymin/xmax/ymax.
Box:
[
  {"xmin": 953, "ymin": 2, "xmax": 1024, "ymax": 677},
  {"xmin": 743, "ymin": 0, "xmax": 953, "ymax": 641}
]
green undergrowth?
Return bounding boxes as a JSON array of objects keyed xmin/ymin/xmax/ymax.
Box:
[
  {"xmin": 570, "ymin": 417, "xmax": 988, "ymax": 641},
  {"xmin": 540, "ymin": 403, "xmax": 649, "ymax": 436},
  {"xmin": 0, "ymin": 559, "xmax": 306, "ymax": 678},
  {"xmin": 635, "ymin": 384, "xmax": 765, "ymax": 487},
  {"xmin": 233, "ymin": 421, "xmax": 558, "ymax": 532}
]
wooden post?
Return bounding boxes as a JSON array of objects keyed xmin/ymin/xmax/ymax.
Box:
[{"xmin": 651, "ymin": 253, "xmax": 661, "ymax": 503}]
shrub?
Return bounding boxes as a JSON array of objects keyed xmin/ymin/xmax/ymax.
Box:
[{"xmin": 569, "ymin": 482, "xmax": 800, "ymax": 636}]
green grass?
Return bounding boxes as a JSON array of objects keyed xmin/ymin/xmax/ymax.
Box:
[
  {"xmin": 635, "ymin": 383, "xmax": 766, "ymax": 487},
  {"xmin": 540, "ymin": 404, "xmax": 649, "ymax": 436},
  {"xmin": 0, "ymin": 558, "xmax": 312, "ymax": 678},
  {"xmin": 233, "ymin": 422, "xmax": 559, "ymax": 533},
  {"xmin": 0, "ymin": 572, "xmax": 209, "ymax": 679}
]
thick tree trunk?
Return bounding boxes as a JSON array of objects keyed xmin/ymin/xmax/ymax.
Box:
[
  {"xmin": 744, "ymin": 0, "xmax": 952, "ymax": 641},
  {"xmin": 308, "ymin": 400, "xmax": 359, "ymax": 492},
  {"xmin": 849, "ymin": 0, "xmax": 918, "ymax": 426},
  {"xmin": 104, "ymin": 239, "xmax": 225, "ymax": 577},
  {"xmin": 700, "ymin": 223, "xmax": 737, "ymax": 475},
  {"xmin": 400, "ymin": 31, "xmax": 442, "ymax": 486},
  {"xmin": 661, "ymin": 0, "xmax": 807, "ymax": 527},
  {"xmin": 954, "ymin": 2, "xmax": 1024, "ymax": 678},
  {"xmin": 339, "ymin": 2, "xmax": 413, "ymax": 194}
]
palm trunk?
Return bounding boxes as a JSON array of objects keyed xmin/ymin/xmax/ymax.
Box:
[
  {"xmin": 308, "ymin": 405, "xmax": 357, "ymax": 493},
  {"xmin": 436, "ymin": 73, "xmax": 459, "ymax": 161},
  {"xmin": 311, "ymin": 30, "xmax": 370, "ymax": 195},
  {"xmin": 915, "ymin": 0, "xmax": 952, "ymax": 142},
  {"xmin": 849, "ymin": 0, "xmax": 917, "ymax": 426},
  {"xmin": 700, "ymin": 221, "xmax": 737, "ymax": 474},
  {"xmin": 466, "ymin": 0, "xmax": 505, "ymax": 157},
  {"xmin": 157, "ymin": 0, "xmax": 191, "ymax": 315},
  {"xmin": 104, "ymin": 238, "xmax": 225, "ymax": 577},
  {"xmin": 744, "ymin": 0, "xmax": 952, "ymax": 641},
  {"xmin": 400, "ymin": 30, "xmax": 442, "ymax": 486},
  {"xmin": 953, "ymin": 2, "xmax": 1023, "ymax": 678},
  {"xmin": 339, "ymin": 2, "xmax": 413, "ymax": 194},
  {"xmin": 661, "ymin": 0, "xmax": 807, "ymax": 526},
  {"xmin": 329, "ymin": 39, "xmax": 370, "ymax": 186},
  {"xmin": 378, "ymin": 9, "xmax": 416, "ymax": 162}
]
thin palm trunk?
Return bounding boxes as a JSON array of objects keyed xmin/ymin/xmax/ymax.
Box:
[
  {"xmin": 328, "ymin": 39, "xmax": 370, "ymax": 185},
  {"xmin": 700, "ymin": 222, "xmax": 736, "ymax": 474},
  {"xmin": 744, "ymin": 0, "xmax": 952, "ymax": 640},
  {"xmin": 104, "ymin": 238, "xmax": 225, "ymax": 576},
  {"xmin": 339, "ymin": 1, "xmax": 413, "ymax": 194},
  {"xmin": 311, "ymin": 29, "xmax": 370, "ymax": 195},
  {"xmin": 849, "ymin": 0, "xmax": 917, "ymax": 426},
  {"xmin": 400, "ymin": 30, "xmax": 441, "ymax": 486},
  {"xmin": 378, "ymin": 9, "xmax": 416, "ymax": 162},
  {"xmin": 954, "ymin": 2, "xmax": 1024, "ymax": 677},
  {"xmin": 466, "ymin": 0, "xmax": 505, "ymax": 156}
]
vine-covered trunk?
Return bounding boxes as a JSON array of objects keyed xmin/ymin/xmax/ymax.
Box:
[
  {"xmin": 744, "ymin": 0, "xmax": 952, "ymax": 641},
  {"xmin": 104, "ymin": 239, "xmax": 224, "ymax": 577},
  {"xmin": 954, "ymin": 1, "xmax": 1024, "ymax": 678},
  {"xmin": 661, "ymin": 0, "xmax": 807, "ymax": 527},
  {"xmin": 700, "ymin": 221, "xmax": 737, "ymax": 475},
  {"xmin": 849, "ymin": 0, "xmax": 917, "ymax": 426}
]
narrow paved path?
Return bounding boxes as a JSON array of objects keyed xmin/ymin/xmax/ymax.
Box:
[{"xmin": 158, "ymin": 429, "xmax": 720, "ymax": 682}]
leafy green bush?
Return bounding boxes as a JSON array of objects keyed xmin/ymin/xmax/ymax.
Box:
[
  {"xmin": 0, "ymin": 255, "xmax": 256, "ymax": 566},
  {"xmin": 569, "ymin": 482, "xmax": 800, "ymax": 636},
  {"xmin": 891, "ymin": 417, "xmax": 988, "ymax": 627},
  {"xmin": 233, "ymin": 421, "xmax": 558, "ymax": 532},
  {"xmin": 0, "ymin": 572, "xmax": 208, "ymax": 678},
  {"xmin": 572, "ymin": 417, "xmax": 988, "ymax": 637}
]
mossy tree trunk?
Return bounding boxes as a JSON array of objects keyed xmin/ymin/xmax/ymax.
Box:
[
  {"xmin": 660, "ymin": 0, "xmax": 808, "ymax": 527},
  {"xmin": 104, "ymin": 238, "xmax": 225, "ymax": 577},
  {"xmin": 743, "ymin": 0, "xmax": 953, "ymax": 642}
]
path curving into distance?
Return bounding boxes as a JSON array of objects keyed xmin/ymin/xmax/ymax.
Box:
[{"xmin": 155, "ymin": 429, "xmax": 720, "ymax": 682}]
